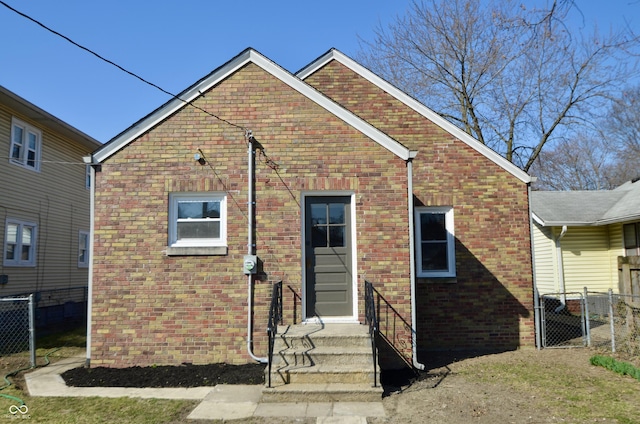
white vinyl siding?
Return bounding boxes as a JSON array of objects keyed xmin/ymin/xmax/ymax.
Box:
[
  {"xmin": 532, "ymin": 222, "xmax": 558, "ymax": 295},
  {"xmin": 559, "ymin": 226, "xmax": 617, "ymax": 294},
  {"xmin": 0, "ymin": 103, "xmax": 97, "ymax": 295}
]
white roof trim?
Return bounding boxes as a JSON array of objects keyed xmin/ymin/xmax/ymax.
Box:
[
  {"xmin": 94, "ymin": 49, "xmax": 413, "ymax": 163},
  {"xmin": 297, "ymin": 49, "xmax": 531, "ymax": 184}
]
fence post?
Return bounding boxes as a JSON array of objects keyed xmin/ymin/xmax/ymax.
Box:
[
  {"xmin": 608, "ymin": 289, "xmax": 616, "ymax": 354},
  {"xmin": 534, "ymin": 286, "xmax": 541, "ymax": 350},
  {"xmin": 583, "ymin": 287, "xmax": 591, "ymax": 347},
  {"xmin": 28, "ymin": 294, "xmax": 36, "ymax": 367}
]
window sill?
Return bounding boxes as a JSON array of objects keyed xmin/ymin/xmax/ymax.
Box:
[
  {"xmin": 166, "ymin": 246, "xmax": 228, "ymax": 256},
  {"xmin": 417, "ymin": 276, "xmax": 457, "ymax": 284}
]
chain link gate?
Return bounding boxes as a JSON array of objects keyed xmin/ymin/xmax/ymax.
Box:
[
  {"xmin": 0, "ymin": 294, "xmax": 36, "ymax": 367},
  {"xmin": 539, "ymin": 292, "xmax": 587, "ymax": 348},
  {"xmin": 537, "ymin": 289, "xmax": 640, "ymax": 355}
]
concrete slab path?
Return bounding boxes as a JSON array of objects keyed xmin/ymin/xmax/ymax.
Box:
[{"xmin": 25, "ymin": 356, "xmax": 386, "ymax": 422}]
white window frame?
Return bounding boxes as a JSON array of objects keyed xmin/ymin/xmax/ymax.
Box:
[
  {"xmin": 4, "ymin": 219, "xmax": 37, "ymax": 267},
  {"xmin": 168, "ymin": 192, "xmax": 227, "ymax": 248},
  {"xmin": 415, "ymin": 206, "xmax": 456, "ymax": 278},
  {"xmin": 78, "ymin": 230, "xmax": 90, "ymax": 268},
  {"xmin": 10, "ymin": 117, "xmax": 42, "ymax": 171}
]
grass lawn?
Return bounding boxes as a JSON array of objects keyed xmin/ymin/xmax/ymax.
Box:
[{"xmin": 0, "ymin": 327, "xmax": 197, "ymax": 423}]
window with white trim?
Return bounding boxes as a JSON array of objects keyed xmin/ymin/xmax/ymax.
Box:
[
  {"xmin": 168, "ymin": 193, "xmax": 227, "ymax": 247},
  {"xmin": 78, "ymin": 231, "xmax": 90, "ymax": 267},
  {"xmin": 4, "ymin": 219, "xmax": 37, "ymax": 267},
  {"xmin": 10, "ymin": 118, "xmax": 41, "ymax": 171},
  {"xmin": 623, "ymin": 222, "xmax": 640, "ymax": 256},
  {"xmin": 415, "ymin": 206, "xmax": 456, "ymax": 278}
]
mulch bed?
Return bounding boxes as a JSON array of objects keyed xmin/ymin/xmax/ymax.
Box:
[{"xmin": 62, "ymin": 362, "xmax": 265, "ymax": 388}]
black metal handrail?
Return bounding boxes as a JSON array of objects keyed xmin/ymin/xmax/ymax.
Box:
[
  {"xmin": 266, "ymin": 281, "xmax": 283, "ymax": 388},
  {"xmin": 364, "ymin": 280, "xmax": 379, "ymax": 387}
]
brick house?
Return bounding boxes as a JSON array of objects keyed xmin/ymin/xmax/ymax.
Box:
[{"xmin": 87, "ymin": 48, "xmax": 534, "ymax": 370}]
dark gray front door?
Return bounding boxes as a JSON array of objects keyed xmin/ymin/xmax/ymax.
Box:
[{"xmin": 305, "ymin": 196, "xmax": 353, "ymax": 318}]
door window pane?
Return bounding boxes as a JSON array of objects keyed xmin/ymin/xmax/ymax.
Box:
[
  {"xmin": 310, "ymin": 204, "xmax": 327, "ymax": 225},
  {"xmin": 329, "ymin": 203, "xmax": 345, "ymax": 224},
  {"xmin": 312, "ymin": 226, "xmax": 327, "ymax": 247},
  {"xmin": 329, "ymin": 226, "xmax": 345, "ymax": 247}
]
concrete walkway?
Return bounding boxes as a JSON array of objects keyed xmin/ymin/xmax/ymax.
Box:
[{"xmin": 24, "ymin": 357, "xmax": 386, "ymax": 422}]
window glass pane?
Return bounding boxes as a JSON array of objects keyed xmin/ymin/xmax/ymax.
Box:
[
  {"xmin": 310, "ymin": 204, "xmax": 326, "ymax": 225},
  {"xmin": 178, "ymin": 201, "xmax": 220, "ymax": 219},
  {"xmin": 11, "ymin": 144, "xmax": 22, "ymax": 160},
  {"xmin": 13, "ymin": 126, "xmax": 23, "ymax": 145},
  {"xmin": 5, "ymin": 245, "xmax": 15, "ymax": 260},
  {"xmin": 21, "ymin": 245, "xmax": 31, "ymax": 261},
  {"xmin": 312, "ymin": 226, "xmax": 327, "ymax": 247},
  {"xmin": 422, "ymin": 242, "xmax": 448, "ymax": 271},
  {"xmin": 624, "ymin": 224, "xmax": 638, "ymax": 249},
  {"xmin": 421, "ymin": 213, "xmax": 446, "ymax": 241},
  {"xmin": 329, "ymin": 203, "xmax": 344, "ymax": 224},
  {"xmin": 329, "ymin": 226, "xmax": 345, "ymax": 247},
  {"xmin": 6, "ymin": 224, "xmax": 17, "ymax": 243},
  {"xmin": 27, "ymin": 150, "xmax": 36, "ymax": 168},
  {"xmin": 177, "ymin": 221, "xmax": 220, "ymax": 240},
  {"xmin": 28, "ymin": 132, "xmax": 37, "ymax": 150},
  {"xmin": 22, "ymin": 227, "xmax": 32, "ymax": 245}
]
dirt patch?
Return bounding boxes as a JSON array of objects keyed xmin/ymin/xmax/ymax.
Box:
[{"xmin": 61, "ymin": 362, "xmax": 265, "ymax": 387}]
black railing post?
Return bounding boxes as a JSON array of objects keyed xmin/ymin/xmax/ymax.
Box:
[
  {"xmin": 364, "ymin": 280, "xmax": 379, "ymax": 387},
  {"xmin": 266, "ymin": 281, "xmax": 283, "ymax": 388}
]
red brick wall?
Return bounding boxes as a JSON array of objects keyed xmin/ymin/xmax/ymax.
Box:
[
  {"xmin": 305, "ymin": 61, "xmax": 535, "ymax": 353},
  {"xmin": 91, "ymin": 63, "xmax": 411, "ymax": 367}
]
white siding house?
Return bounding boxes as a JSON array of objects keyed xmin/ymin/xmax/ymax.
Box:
[{"xmin": 531, "ymin": 180, "xmax": 640, "ymax": 299}]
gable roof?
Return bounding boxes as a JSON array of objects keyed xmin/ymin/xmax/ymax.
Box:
[
  {"xmin": 93, "ymin": 48, "xmax": 416, "ymax": 163},
  {"xmin": 0, "ymin": 85, "xmax": 101, "ymax": 151},
  {"xmin": 531, "ymin": 179, "xmax": 640, "ymax": 226},
  {"xmin": 296, "ymin": 49, "xmax": 531, "ymax": 184}
]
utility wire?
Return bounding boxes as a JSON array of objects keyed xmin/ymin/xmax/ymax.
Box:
[{"xmin": 0, "ymin": 0, "xmax": 245, "ymax": 131}]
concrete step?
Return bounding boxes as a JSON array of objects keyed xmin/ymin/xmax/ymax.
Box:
[
  {"xmin": 270, "ymin": 364, "xmax": 375, "ymax": 385},
  {"xmin": 276, "ymin": 323, "xmax": 371, "ymax": 349},
  {"xmin": 272, "ymin": 345, "xmax": 373, "ymax": 367},
  {"xmin": 261, "ymin": 383, "xmax": 383, "ymax": 403}
]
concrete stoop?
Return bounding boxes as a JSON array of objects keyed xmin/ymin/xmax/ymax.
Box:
[{"xmin": 264, "ymin": 323, "xmax": 383, "ymax": 402}]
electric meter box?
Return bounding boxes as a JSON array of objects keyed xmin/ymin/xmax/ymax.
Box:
[{"xmin": 243, "ymin": 255, "xmax": 258, "ymax": 275}]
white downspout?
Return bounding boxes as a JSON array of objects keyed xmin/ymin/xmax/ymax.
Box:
[
  {"xmin": 246, "ymin": 132, "xmax": 267, "ymax": 363},
  {"xmin": 83, "ymin": 156, "xmax": 95, "ymax": 367},
  {"xmin": 555, "ymin": 225, "xmax": 568, "ymax": 312},
  {"xmin": 407, "ymin": 155, "xmax": 425, "ymax": 370}
]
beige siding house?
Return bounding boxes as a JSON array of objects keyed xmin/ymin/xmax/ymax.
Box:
[
  {"xmin": 531, "ymin": 179, "xmax": 640, "ymax": 300},
  {"xmin": 0, "ymin": 86, "xmax": 101, "ymax": 325}
]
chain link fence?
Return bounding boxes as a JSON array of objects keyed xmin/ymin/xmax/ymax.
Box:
[
  {"xmin": 0, "ymin": 294, "xmax": 35, "ymax": 367},
  {"xmin": 537, "ymin": 288, "xmax": 640, "ymax": 356}
]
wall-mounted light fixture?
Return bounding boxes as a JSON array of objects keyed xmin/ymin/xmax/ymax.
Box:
[{"xmin": 194, "ymin": 153, "xmax": 207, "ymax": 165}]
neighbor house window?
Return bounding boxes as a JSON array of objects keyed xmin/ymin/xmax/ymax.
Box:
[
  {"xmin": 78, "ymin": 231, "xmax": 90, "ymax": 267},
  {"xmin": 4, "ymin": 219, "xmax": 37, "ymax": 267},
  {"xmin": 85, "ymin": 165, "xmax": 91, "ymax": 189},
  {"xmin": 168, "ymin": 193, "xmax": 227, "ymax": 247},
  {"xmin": 10, "ymin": 117, "xmax": 41, "ymax": 171},
  {"xmin": 415, "ymin": 206, "xmax": 455, "ymax": 278},
  {"xmin": 623, "ymin": 222, "xmax": 640, "ymax": 256}
]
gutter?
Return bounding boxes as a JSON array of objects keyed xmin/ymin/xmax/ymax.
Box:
[
  {"xmin": 83, "ymin": 155, "xmax": 95, "ymax": 367},
  {"xmin": 407, "ymin": 153, "xmax": 425, "ymax": 370},
  {"xmin": 555, "ymin": 225, "xmax": 568, "ymax": 312}
]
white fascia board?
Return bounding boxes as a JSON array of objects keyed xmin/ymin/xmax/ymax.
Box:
[
  {"xmin": 94, "ymin": 49, "xmax": 413, "ymax": 163},
  {"xmin": 298, "ymin": 49, "xmax": 531, "ymax": 184}
]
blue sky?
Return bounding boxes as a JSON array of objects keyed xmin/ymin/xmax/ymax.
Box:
[{"xmin": 2, "ymin": 1, "xmax": 639, "ymax": 143}]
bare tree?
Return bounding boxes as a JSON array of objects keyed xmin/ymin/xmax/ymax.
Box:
[
  {"xmin": 530, "ymin": 131, "xmax": 623, "ymax": 190},
  {"xmin": 358, "ymin": 0, "xmax": 639, "ymax": 173}
]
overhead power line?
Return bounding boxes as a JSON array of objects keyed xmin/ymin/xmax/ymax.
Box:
[{"xmin": 0, "ymin": 0, "xmax": 246, "ymax": 131}]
